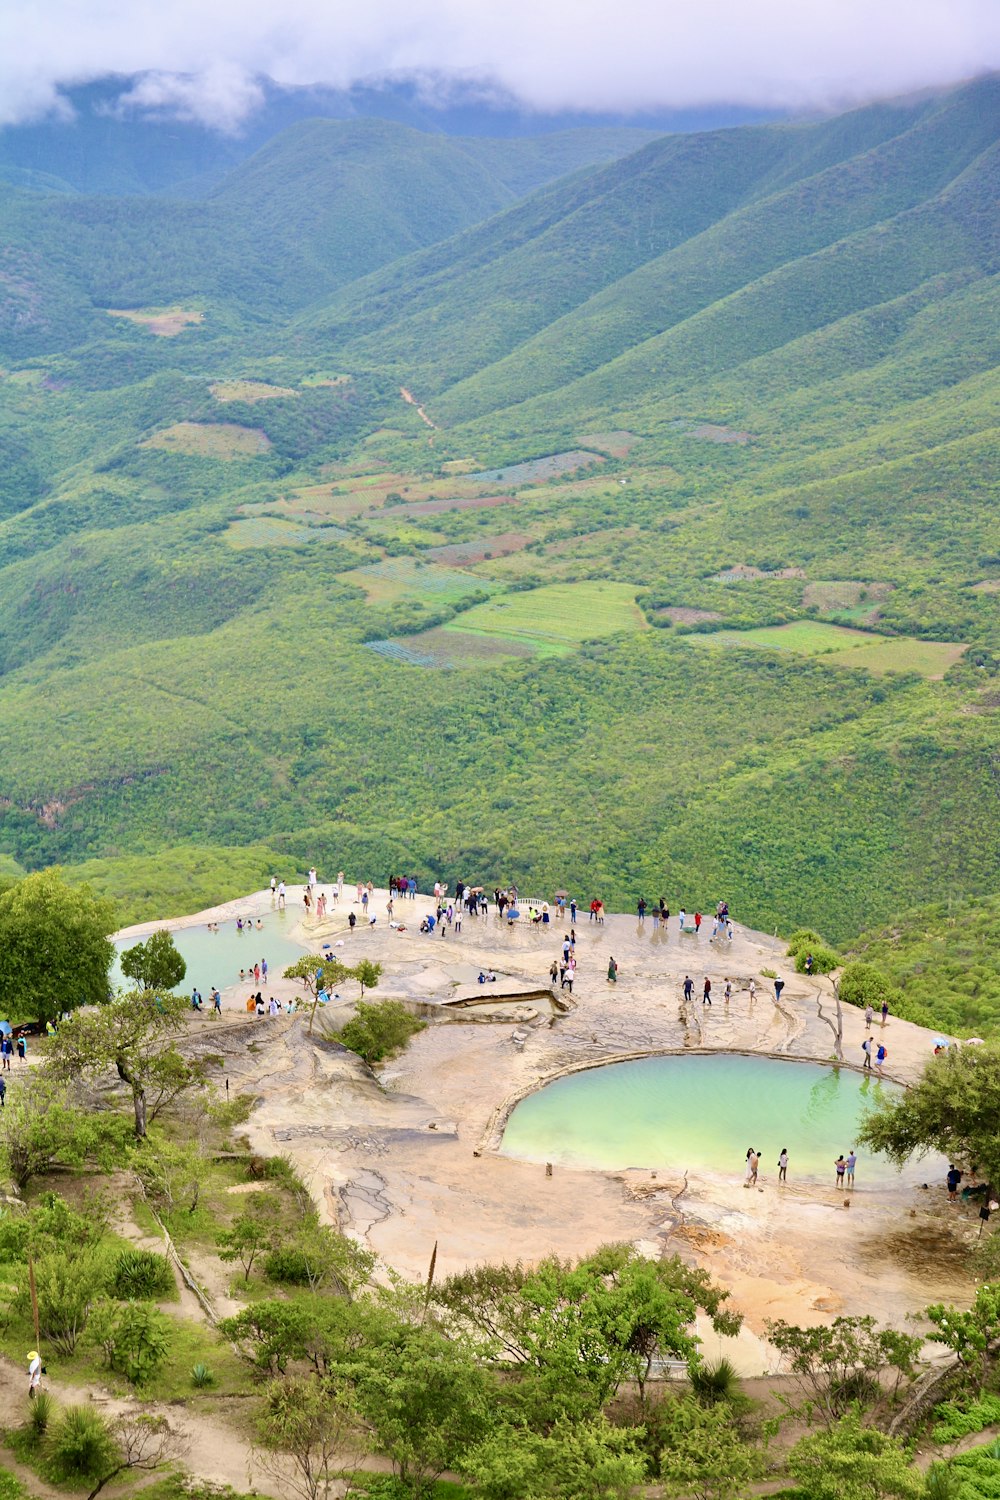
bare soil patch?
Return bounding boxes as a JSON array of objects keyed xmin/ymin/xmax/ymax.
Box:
[
  {"xmin": 107, "ymin": 305, "xmax": 203, "ymax": 336},
  {"xmin": 656, "ymin": 606, "xmax": 724, "ymax": 625},
  {"xmin": 714, "ymin": 565, "xmax": 806, "ymax": 582}
]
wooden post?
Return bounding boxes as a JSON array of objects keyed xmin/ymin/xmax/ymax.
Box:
[
  {"xmin": 423, "ymin": 1240, "xmax": 438, "ymax": 1323},
  {"xmin": 27, "ymin": 1254, "xmax": 39, "ymax": 1349}
]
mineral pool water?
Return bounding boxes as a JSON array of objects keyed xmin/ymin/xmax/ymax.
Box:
[
  {"xmin": 502, "ymin": 1053, "xmax": 902, "ymax": 1181},
  {"xmin": 113, "ymin": 908, "xmax": 307, "ymax": 997}
]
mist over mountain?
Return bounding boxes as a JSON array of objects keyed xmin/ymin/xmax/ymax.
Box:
[{"xmin": 0, "ymin": 75, "xmax": 781, "ymax": 196}]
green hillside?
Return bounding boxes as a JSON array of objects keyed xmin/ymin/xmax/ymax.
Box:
[
  {"xmin": 0, "ymin": 81, "xmax": 997, "ymax": 988},
  {"xmin": 0, "ymin": 119, "xmax": 658, "ymax": 356}
]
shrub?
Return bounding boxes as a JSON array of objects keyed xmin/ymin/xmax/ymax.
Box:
[
  {"xmin": 24, "ymin": 1250, "xmax": 103, "ymax": 1355},
  {"xmin": 793, "ymin": 944, "xmax": 840, "ymax": 975},
  {"xmin": 786, "ymin": 929, "xmax": 827, "ymax": 956},
  {"xmin": 28, "ymin": 1390, "xmax": 53, "ymax": 1439},
  {"xmin": 688, "ymin": 1356, "xmax": 740, "ymax": 1405},
  {"xmin": 335, "ymin": 1000, "xmax": 426, "ymax": 1064},
  {"xmin": 932, "ymin": 1393, "xmax": 1000, "ymax": 1442},
  {"xmin": 89, "ymin": 1300, "xmax": 171, "ymax": 1385},
  {"xmin": 839, "ymin": 962, "xmax": 908, "ymax": 1016},
  {"xmin": 262, "ymin": 1246, "xmax": 312, "ymax": 1285},
  {"xmin": 110, "ymin": 1248, "xmax": 174, "ymax": 1301},
  {"xmin": 191, "ymin": 1362, "xmax": 214, "ymax": 1388},
  {"xmin": 786, "ymin": 930, "xmax": 840, "ymax": 973},
  {"xmin": 48, "ymin": 1405, "xmax": 117, "ymax": 1480}
]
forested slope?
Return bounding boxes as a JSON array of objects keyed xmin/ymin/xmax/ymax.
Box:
[{"xmin": 0, "ymin": 79, "xmax": 996, "ymax": 980}]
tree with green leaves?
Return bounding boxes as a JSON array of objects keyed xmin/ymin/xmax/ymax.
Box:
[
  {"xmin": 262, "ymin": 1217, "xmax": 375, "ymax": 1296},
  {"xmin": 217, "ymin": 1194, "xmax": 282, "ymax": 1281},
  {"xmin": 0, "ymin": 869, "xmax": 116, "ymax": 1025},
  {"xmin": 656, "ymin": 1395, "xmax": 767, "ymax": 1500},
  {"xmin": 119, "ymin": 930, "xmax": 186, "ymax": 992},
  {"xmin": 463, "ymin": 1416, "xmax": 648, "ymax": 1500},
  {"xmin": 252, "ymin": 1374, "xmax": 363, "ymax": 1500},
  {"xmin": 858, "ymin": 1043, "xmax": 1000, "ymax": 1191},
  {"xmin": 785, "ymin": 1411, "xmax": 924, "ymax": 1499},
  {"xmin": 435, "ymin": 1245, "xmax": 740, "ymax": 1421},
  {"xmin": 344, "ymin": 1323, "xmax": 493, "ymax": 1498},
  {"xmin": 766, "ymin": 1316, "xmax": 922, "ymax": 1425},
  {"xmin": 0, "ymin": 1078, "xmax": 132, "ymax": 1191},
  {"xmin": 353, "ymin": 959, "xmax": 382, "ymax": 998},
  {"xmin": 925, "ymin": 1283, "xmax": 1000, "ymax": 1390},
  {"xmin": 284, "ymin": 955, "xmax": 352, "ymax": 1035},
  {"xmin": 48, "ymin": 992, "xmax": 197, "ymax": 1138}
]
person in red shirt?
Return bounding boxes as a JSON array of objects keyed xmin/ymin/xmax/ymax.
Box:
[{"xmin": 694, "ymin": 912, "xmax": 702, "ymax": 933}]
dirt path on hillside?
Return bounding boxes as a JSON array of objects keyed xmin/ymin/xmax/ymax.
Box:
[
  {"xmin": 0, "ymin": 1353, "xmax": 397, "ymax": 1499},
  {"xmin": 400, "ymin": 386, "xmax": 437, "ymax": 428}
]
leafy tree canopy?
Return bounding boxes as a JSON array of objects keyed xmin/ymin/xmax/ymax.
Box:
[
  {"xmin": 48, "ymin": 991, "xmax": 197, "ymax": 1138},
  {"xmin": 858, "ymin": 1042, "xmax": 1000, "ymax": 1190},
  {"xmin": 119, "ymin": 929, "xmax": 186, "ymax": 992},
  {"xmin": 0, "ymin": 869, "xmax": 116, "ymax": 1024}
]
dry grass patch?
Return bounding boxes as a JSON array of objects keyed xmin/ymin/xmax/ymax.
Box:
[
  {"xmin": 803, "ymin": 580, "xmax": 894, "ymax": 623},
  {"xmin": 823, "ymin": 638, "xmax": 968, "ymax": 679},
  {"xmin": 107, "ymin": 305, "xmax": 204, "ymax": 336},
  {"xmin": 579, "ymin": 430, "xmax": 640, "ymax": 458},
  {"xmin": 142, "ymin": 422, "xmax": 271, "ymax": 459},
  {"xmin": 210, "ymin": 380, "xmax": 298, "ymax": 403},
  {"xmin": 657, "ymin": 606, "xmax": 723, "ymax": 625}
]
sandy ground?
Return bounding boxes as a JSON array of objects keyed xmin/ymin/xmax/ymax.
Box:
[{"xmin": 122, "ymin": 886, "xmax": 979, "ymax": 1376}]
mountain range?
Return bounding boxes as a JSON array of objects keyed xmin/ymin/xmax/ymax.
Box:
[{"xmin": 0, "ymin": 73, "xmax": 997, "ymax": 992}]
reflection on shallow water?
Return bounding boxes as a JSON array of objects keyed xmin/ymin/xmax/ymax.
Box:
[
  {"xmin": 502, "ymin": 1053, "xmax": 902, "ymax": 1181},
  {"xmin": 113, "ymin": 908, "xmax": 306, "ymax": 995}
]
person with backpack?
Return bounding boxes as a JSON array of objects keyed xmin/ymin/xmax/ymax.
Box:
[{"xmin": 862, "ymin": 1036, "xmax": 873, "ymax": 1069}]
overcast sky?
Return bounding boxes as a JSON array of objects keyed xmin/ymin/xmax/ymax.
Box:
[{"xmin": 1, "ymin": 0, "xmax": 997, "ymax": 131}]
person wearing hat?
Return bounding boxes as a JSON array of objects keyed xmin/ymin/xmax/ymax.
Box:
[{"xmin": 27, "ymin": 1350, "xmax": 42, "ymax": 1398}]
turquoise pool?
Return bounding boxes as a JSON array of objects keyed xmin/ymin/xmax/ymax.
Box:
[
  {"xmin": 113, "ymin": 910, "xmax": 306, "ymax": 996},
  {"xmin": 502, "ymin": 1053, "xmax": 900, "ymax": 1182}
]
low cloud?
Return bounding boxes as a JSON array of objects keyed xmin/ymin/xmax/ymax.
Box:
[{"xmin": 0, "ymin": 0, "xmax": 997, "ymax": 130}]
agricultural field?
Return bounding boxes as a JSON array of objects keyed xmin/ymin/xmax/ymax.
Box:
[
  {"xmin": 689, "ymin": 621, "xmax": 969, "ymax": 679},
  {"xmin": 802, "ymin": 579, "xmax": 895, "ymax": 622},
  {"xmin": 446, "ymin": 580, "xmax": 647, "ymax": 655},
  {"xmin": 141, "ymin": 421, "xmax": 271, "ymax": 459},
  {"xmin": 578, "ymin": 430, "xmax": 640, "ymax": 457},
  {"xmin": 223, "ymin": 516, "xmax": 313, "ymax": 549},
  {"xmin": 425, "ymin": 532, "xmax": 531, "ymax": 565},
  {"xmin": 342, "ymin": 557, "xmax": 500, "ymax": 605},
  {"xmin": 468, "ymin": 451, "xmax": 606, "ymax": 486},
  {"xmin": 689, "ymin": 621, "xmax": 876, "ymax": 655},
  {"xmin": 823, "ymin": 637, "xmax": 968, "ymax": 678}
]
